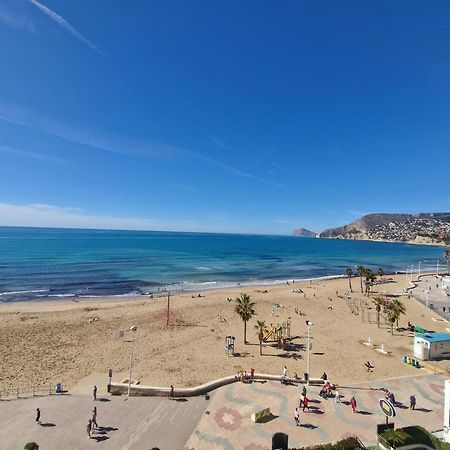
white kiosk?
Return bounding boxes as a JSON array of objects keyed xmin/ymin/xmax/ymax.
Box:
[{"xmin": 414, "ymin": 333, "xmax": 450, "ymax": 360}]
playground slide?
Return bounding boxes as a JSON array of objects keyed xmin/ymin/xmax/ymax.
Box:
[{"xmin": 263, "ymin": 329, "xmax": 274, "ymax": 342}]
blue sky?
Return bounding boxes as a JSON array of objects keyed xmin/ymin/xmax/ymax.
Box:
[{"xmin": 1, "ymin": 1, "xmax": 450, "ymax": 234}]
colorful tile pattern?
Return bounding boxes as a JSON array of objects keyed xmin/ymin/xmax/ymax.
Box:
[{"xmin": 185, "ymin": 373, "xmax": 446, "ymax": 449}]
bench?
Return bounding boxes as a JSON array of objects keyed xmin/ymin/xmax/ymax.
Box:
[{"xmin": 251, "ymin": 407, "xmax": 271, "ymax": 423}]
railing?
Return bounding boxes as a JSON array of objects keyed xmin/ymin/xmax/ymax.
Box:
[
  {"xmin": 0, "ymin": 384, "xmax": 66, "ymax": 401},
  {"xmin": 378, "ymin": 434, "xmax": 392, "ymax": 449}
]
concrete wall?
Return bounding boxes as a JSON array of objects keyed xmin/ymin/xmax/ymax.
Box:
[{"xmin": 109, "ymin": 374, "xmax": 325, "ymax": 397}]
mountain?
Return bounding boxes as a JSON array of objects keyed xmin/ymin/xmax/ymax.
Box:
[
  {"xmin": 292, "ymin": 228, "xmax": 317, "ymax": 238},
  {"xmin": 318, "ymin": 213, "xmax": 450, "ymax": 245}
]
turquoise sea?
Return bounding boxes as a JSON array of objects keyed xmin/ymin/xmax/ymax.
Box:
[{"xmin": 0, "ymin": 226, "xmax": 445, "ymax": 302}]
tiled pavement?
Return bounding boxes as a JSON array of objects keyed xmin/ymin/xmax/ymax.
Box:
[{"xmin": 184, "ymin": 373, "xmax": 446, "ymax": 450}]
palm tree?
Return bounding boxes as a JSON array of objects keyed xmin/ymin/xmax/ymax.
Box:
[
  {"xmin": 386, "ymin": 300, "xmax": 406, "ymax": 335},
  {"xmin": 381, "ymin": 428, "xmax": 409, "ymax": 449},
  {"xmin": 445, "ymin": 250, "xmax": 449, "ymax": 274},
  {"xmin": 357, "ymin": 266, "xmax": 365, "ymax": 293},
  {"xmin": 377, "ymin": 268, "xmax": 385, "ymax": 279},
  {"xmin": 391, "ymin": 299, "xmax": 406, "ymax": 329},
  {"xmin": 364, "ymin": 269, "xmax": 375, "ymax": 295},
  {"xmin": 346, "ymin": 267, "xmax": 353, "ymax": 292},
  {"xmin": 255, "ymin": 320, "xmax": 268, "ymax": 355},
  {"xmin": 372, "ymin": 296, "xmax": 384, "ymax": 328},
  {"xmin": 235, "ymin": 293, "xmax": 255, "ymax": 344}
]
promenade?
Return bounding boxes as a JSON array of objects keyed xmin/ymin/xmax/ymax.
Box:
[
  {"xmin": 185, "ymin": 372, "xmax": 445, "ymax": 449},
  {"xmin": 0, "ymin": 372, "xmax": 445, "ymax": 449},
  {"xmin": 0, "ymin": 391, "xmax": 210, "ymax": 450},
  {"xmin": 411, "ymin": 274, "xmax": 450, "ymax": 321}
]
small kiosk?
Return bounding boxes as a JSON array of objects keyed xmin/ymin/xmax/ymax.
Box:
[{"xmin": 414, "ymin": 333, "xmax": 450, "ymax": 360}]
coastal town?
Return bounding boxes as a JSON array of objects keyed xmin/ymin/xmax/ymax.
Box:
[
  {"xmin": 365, "ymin": 217, "xmax": 450, "ymax": 244},
  {"xmin": 317, "ymin": 214, "xmax": 450, "ymax": 246}
]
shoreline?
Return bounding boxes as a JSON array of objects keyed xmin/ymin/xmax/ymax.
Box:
[{"xmin": 0, "ymin": 273, "xmax": 349, "ymax": 305}]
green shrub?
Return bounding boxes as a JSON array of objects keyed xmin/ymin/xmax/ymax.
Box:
[{"xmin": 24, "ymin": 443, "xmax": 39, "ymax": 450}]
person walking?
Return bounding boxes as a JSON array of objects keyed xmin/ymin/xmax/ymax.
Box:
[
  {"xmin": 302, "ymin": 385, "xmax": 307, "ymax": 397},
  {"xmin": 35, "ymin": 408, "xmax": 41, "ymax": 425},
  {"xmin": 92, "ymin": 407, "xmax": 98, "ymax": 429},
  {"xmin": 87, "ymin": 419, "xmax": 92, "ymax": 438},
  {"xmin": 299, "ymin": 393, "xmax": 305, "ymax": 408},
  {"xmin": 294, "ymin": 407, "xmax": 300, "ymax": 426},
  {"xmin": 302, "ymin": 396, "xmax": 310, "ymax": 412},
  {"xmin": 410, "ymin": 394, "xmax": 416, "ymax": 410},
  {"xmin": 93, "ymin": 385, "xmax": 97, "ymax": 401},
  {"xmin": 388, "ymin": 392, "xmax": 396, "ymax": 406},
  {"xmin": 335, "ymin": 389, "xmax": 341, "ymax": 403},
  {"xmin": 350, "ymin": 396, "xmax": 357, "ymax": 413},
  {"xmin": 169, "ymin": 385, "xmax": 174, "ymax": 399}
]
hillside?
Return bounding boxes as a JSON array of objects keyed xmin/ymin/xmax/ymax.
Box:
[
  {"xmin": 318, "ymin": 213, "xmax": 450, "ymax": 245},
  {"xmin": 292, "ymin": 228, "xmax": 317, "ymax": 237}
]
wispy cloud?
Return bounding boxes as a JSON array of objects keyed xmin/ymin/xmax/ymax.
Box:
[
  {"xmin": 0, "ymin": 6, "xmax": 35, "ymax": 32},
  {"xmin": 209, "ymin": 136, "xmax": 232, "ymax": 150},
  {"xmin": 0, "ymin": 102, "xmax": 286, "ymax": 188},
  {"xmin": 0, "ymin": 202, "xmax": 243, "ymax": 233},
  {"xmin": 28, "ymin": 0, "xmax": 104, "ymax": 55},
  {"xmin": 0, "ymin": 144, "xmax": 65, "ymax": 164}
]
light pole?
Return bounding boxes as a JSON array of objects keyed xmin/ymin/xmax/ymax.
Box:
[
  {"xmin": 437, "ymin": 260, "xmax": 440, "ymax": 276},
  {"xmin": 410, "ymin": 265, "xmax": 414, "ymax": 282},
  {"xmin": 306, "ymin": 320, "xmax": 313, "ymax": 386},
  {"xmin": 419, "ymin": 261, "xmax": 422, "ymax": 278},
  {"xmin": 127, "ymin": 325, "xmax": 137, "ymax": 397}
]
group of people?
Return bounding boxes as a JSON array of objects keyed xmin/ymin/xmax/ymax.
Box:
[
  {"xmin": 235, "ymin": 368, "xmax": 255, "ymax": 382},
  {"xmin": 86, "ymin": 407, "xmax": 99, "ymax": 438},
  {"xmin": 281, "ymin": 366, "xmax": 301, "ymax": 384}
]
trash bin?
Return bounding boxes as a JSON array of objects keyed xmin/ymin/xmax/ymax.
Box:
[
  {"xmin": 402, "ymin": 356, "xmax": 407, "ymax": 363},
  {"xmin": 272, "ymin": 432, "xmax": 288, "ymax": 450},
  {"xmin": 304, "ymin": 372, "xmax": 309, "ymax": 381},
  {"xmin": 55, "ymin": 383, "xmax": 62, "ymax": 394}
]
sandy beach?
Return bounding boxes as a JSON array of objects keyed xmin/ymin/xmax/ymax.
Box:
[{"xmin": 0, "ymin": 274, "xmax": 448, "ymax": 393}]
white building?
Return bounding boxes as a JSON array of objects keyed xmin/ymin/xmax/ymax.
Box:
[
  {"xmin": 414, "ymin": 333, "xmax": 450, "ymax": 360},
  {"xmin": 442, "ymin": 276, "xmax": 450, "ymax": 296}
]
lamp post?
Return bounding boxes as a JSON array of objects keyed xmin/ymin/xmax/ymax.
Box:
[
  {"xmin": 127, "ymin": 325, "xmax": 137, "ymax": 397},
  {"xmin": 419, "ymin": 261, "xmax": 422, "ymax": 278},
  {"xmin": 306, "ymin": 320, "xmax": 313, "ymax": 386}
]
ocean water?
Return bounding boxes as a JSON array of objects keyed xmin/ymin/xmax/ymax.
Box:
[{"xmin": 0, "ymin": 226, "xmax": 445, "ymax": 302}]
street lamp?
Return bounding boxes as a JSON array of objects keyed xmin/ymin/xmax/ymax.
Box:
[
  {"xmin": 306, "ymin": 320, "xmax": 313, "ymax": 386},
  {"xmin": 419, "ymin": 261, "xmax": 422, "ymax": 278},
  {"xmin": 126, "ymin": 325, "xmax": 138, "ymax": 396}
]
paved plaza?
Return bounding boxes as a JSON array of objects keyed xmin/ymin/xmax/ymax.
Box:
[
  {"xmin": 185, "ymin": 372, "xmax": 446, "ymax": 450},
  {"xmin": 0, "ymin": 391, "xmax": 210, "ymax": 450},
  {"xmin": 412, "ymin": 274, "xmax": 450, "ymax": 321},
  {"xmin": 0, "ymin": 372, "xmax": 446, "ymax": 449}
]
